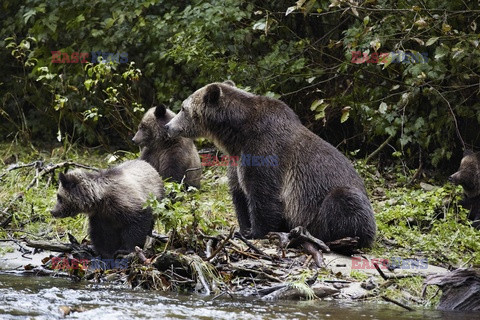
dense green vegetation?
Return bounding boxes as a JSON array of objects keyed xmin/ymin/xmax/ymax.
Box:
[{"xmin": 1, "ymin": 0, "xmax": 479, "ymax": 166}]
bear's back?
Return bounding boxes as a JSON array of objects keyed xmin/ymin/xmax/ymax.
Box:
[{"xmin": 102, "ymin": 160, "xmax": 164, "ymax": 209}]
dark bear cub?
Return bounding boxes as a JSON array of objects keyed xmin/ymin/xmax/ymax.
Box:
[
  {"xmin": 165, "ymin": 81, "xmax": 376, "ymax": 248},
  {"xmin": 51, "ymin": 160, "xmax": 164, "ymax": 258},
  {"xmin": 132, "ymin": 105, "xmax": 201, "ymax": 188},
  {"xmin": 449, "ymin": 150, "xmax": 480, "ymax": 228}
]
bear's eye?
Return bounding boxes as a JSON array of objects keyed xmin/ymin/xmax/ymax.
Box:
[{"xmin": 181, "ymin": 106, "xmax": 186, "ymax": 113}]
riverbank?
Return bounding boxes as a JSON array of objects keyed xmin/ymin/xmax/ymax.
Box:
[{"xmin": 1, "ymin": 142, "xmax": 479, "ymax": 311}]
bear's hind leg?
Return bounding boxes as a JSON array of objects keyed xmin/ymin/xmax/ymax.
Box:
[{"xmin": 312, "ymin": 187, "xmax": 376, "ymax": 248}]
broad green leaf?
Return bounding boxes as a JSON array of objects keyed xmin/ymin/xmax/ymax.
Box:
[
  {"xmin": 341, "ymin": 107, "xmax": 351, "ymax": 123},
  {"xmin": 23, "ymin": 9, "xmax": 36, "ymax": 24},
  {"xmin": 76, "ymin": 14, "xmax": 85, "ymax": 23},
  {"xmin": 310, "ymin": 99, "xmax": 324, "ymax": 111},
  {"xmin": 425, "ymin": 37, "xmax": 439, "ymax": 46}
]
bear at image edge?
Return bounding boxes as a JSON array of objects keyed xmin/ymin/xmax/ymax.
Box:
[
  {"xmin": 165, "ymin": 81, "xmax": 377, "ymax": 248},
  {"xmin": 51, "ymin": 159, "xmax": 164, "ymax": 258},
  {"xmin": 449, "ymin": 150, "xmax": 480, "ymax": 229},
  {"xmin": 132, "ymin": 105, "xmax": 202, "ymax": 189}
]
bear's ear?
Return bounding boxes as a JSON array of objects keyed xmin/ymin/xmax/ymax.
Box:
[
  {"xmin": 59, "ymin": 172, "xmax": 79, "ymax": 189},
  {"xmin": 204, "ymin": 84, "xmax": 221, "ymax": 105},
  {"xmin": 59, "ymin": 172, "xmax": 70, "ymax": 188},
  {"xmin": 154, "ymin": 104, "xmax": 167, "ymax": 118},
  {"xmin": 223, "ymin": 80, "xmax": 236, "ymax": 87},
  {"xmin": 463, "ymin": 149, "xmax": 474, "ymax": 157}
]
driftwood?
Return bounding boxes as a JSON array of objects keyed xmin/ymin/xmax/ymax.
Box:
[
  {"xmin": 288, "ymin": 226, "xmax": 330, "ymax": 252},
  {"xmin": 234, "ymin": 232, "xmax": 273, "ymax": 261},
  {"xmin": 325, "ymin": 237, "xmax": 360, "ymax": 253},
  {"xmin": 423, "ymin": 268, "xmax": 480, "ymax": 311},
  {"xmin": 288, "ymin": 227, "xmax": 330, "ymax": 268},
  {"xmin": 24, "ymin": 234, "xmax": 95, "ymax": 258},
  {"xmin": 25, "ymin": 239, "xmax": 75, "ymax": 253}
]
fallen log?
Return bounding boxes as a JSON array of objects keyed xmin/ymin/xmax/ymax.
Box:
[
  {"xmin": 24, "ymin": 239, "xmax": 74, "ymax": 253},
  {"xmin": 423, "ymin": 268, "xmax": 480, "ymax": 311}
]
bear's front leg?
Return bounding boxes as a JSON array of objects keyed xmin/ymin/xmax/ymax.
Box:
[
  {"xmin": 240, "ymin": 166, "xmax": 286, "ymax": 239},
  {"xmin": 228, "ymin": 166, "xmax": 251, "ymax": 234},
  {"xmin": 89, "ymin": 216, "xmax": 122, "ymax": 258},
  {"xmin": 119, "ymin": 211, "xmax": 153, "ymax": 253}
]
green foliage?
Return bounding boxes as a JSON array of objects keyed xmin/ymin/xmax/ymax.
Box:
[
  {"xmin": 355, "ymin": 160, "xmax": 480, "ymax": 266},
  {"xmin": 2, "ymin": 0, "xmax": 479, "ymax": 165},
  {"xmin": 349, "ymin": 270, "xmax": 369, "ymax": 282},
  {"xmin": 146, "ymin": 169, "xmax": 232, "ymax": 240}
]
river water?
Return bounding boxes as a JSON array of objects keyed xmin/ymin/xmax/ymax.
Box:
[{"xmin": 0, "ymin": 272, "xmax": 473, "ymax": 320}]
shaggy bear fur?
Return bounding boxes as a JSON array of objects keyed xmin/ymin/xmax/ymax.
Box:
[
  {"xmin": 51, "ymin": 160, "xmax": 164, "ymax": 258},
  {"xmin": 165, "ymin": 81, "xmax": 376, "ymax": 248},
  {"xmin": 449, "ymin": 150, "xmax": 480, "ymax": 228},
  {"xmin": 133, "ymin": 105, "xmax": 201, "ymax": 188}
]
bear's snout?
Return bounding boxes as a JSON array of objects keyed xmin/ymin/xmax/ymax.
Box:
[
  {"xmin": 164, "ymin": 123, "xmax": 179, "ymax": 138},
  {"xmin": 448, "ymin": 172, "xmax": 460, "ymax": 184},
  {"xmin": 51, "ymin": 209, "xmax": 60, "ymax": 217}
]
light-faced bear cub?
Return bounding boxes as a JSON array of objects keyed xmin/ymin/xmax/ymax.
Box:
[
  {"xmin": 132, "ymin": 105, "xmax": 201, "ymax": 189},
  {"xmin": 51, "ymin": 160, "xmax": 164, "ymax": 258},
  {"xmin": 165, "ymin": 81, "xmax": 376, "ymax": 248},
  {"xmin": 449, "ymin": 150, "xmax": 480, "ymax": 229}
]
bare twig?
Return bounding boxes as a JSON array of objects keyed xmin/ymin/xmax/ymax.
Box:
[
  {"xmin": 204, "ymin": 226, "xmax": 235, "ymax": 262},
  {"xmin": 373, "ymin": 262, "xmax": 389, "ymax": 280},
  {"xmin": 428, "ymin": 85, "xmax": 465, "ymax": 150},
  {"xmin": 26, "ymin": 161, "xmax": 98, "ymax": 190},
  {"xmin": 381, "ymin": 295, "xmax": 414, "ymax": 311},
  {"xmin": 234, "ymin": 232, "xmax": 272, "ymax": 261},
  {"xmin": 365, "ymin": 134, "xmax": 395, "ymax": 163}
]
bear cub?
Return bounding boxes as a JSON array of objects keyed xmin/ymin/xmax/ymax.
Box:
[
  {"xmin": 51, "ymin": 159, "xmax": 164, "ymax": 258},
  {"xmin": 132, "ymin": 105, "xmax": 201, "ymax": 188},
  {"xmin": 165, "ymin": 81, "xmax": 376, "ymax": 248},
  {"xmin": 449, "ymin": 150, "xmax": 480, "ymax": 228}
]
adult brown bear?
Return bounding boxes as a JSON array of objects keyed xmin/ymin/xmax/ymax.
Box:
[{"xmin": 165, "ymin": 82, "xmax": 376, "ymax": 248}]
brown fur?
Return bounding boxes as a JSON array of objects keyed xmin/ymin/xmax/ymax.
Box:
[
  {"xmin": 133, "ymin": 105, "xmax": 201, "ymax": 188},
  {"xmin": 449, "ymin": 151, "xmax": 480, "ymax": 228},
  {"xmin": 51, "ymin": 160, "xmax": 164, "ymax": 258},
  {"xmin": 165, "ymin": 82, "xmax": 376, "ymax": 248}
]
